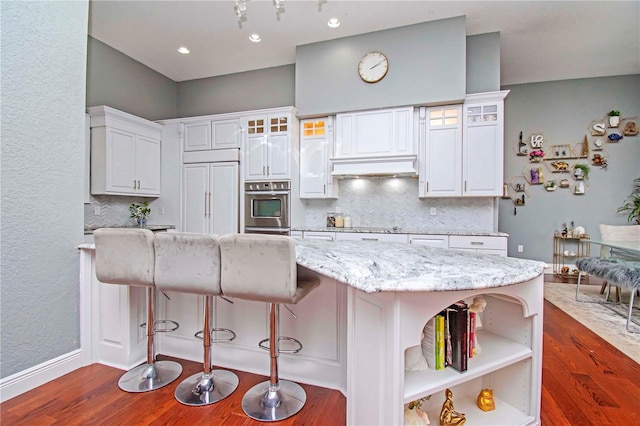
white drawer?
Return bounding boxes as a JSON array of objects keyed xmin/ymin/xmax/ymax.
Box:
[
  {"xmin": 335, "ymin": 232, "xmax": 408, "ymax": 243},
  {"xmin": 303, "ymin": 231, "xmax": 336, "ymax": 241},
  {"xmin": 449, "ymin": 235, "xmax": 507, "ymax": 251},
  {"xmin": 408, "ymin": 234, "xmax": 448, "ymax": 248}
]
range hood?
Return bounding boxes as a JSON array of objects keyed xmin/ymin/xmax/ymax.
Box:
[{"xmin": 330, "ymin": 155, "xmax": 418, "ymax": 177}]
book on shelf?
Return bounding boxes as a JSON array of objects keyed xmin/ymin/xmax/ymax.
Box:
[
  {"xmin": 469, "ymin": 311, "xmax": 476, "ymax": 359},
  {"xmin": 447, "ymin": 301, "xmax": 469, "ymax": 373},
  {"xmin": 421, "ymin": 313, "xmax": 446, "ymax": 370}
]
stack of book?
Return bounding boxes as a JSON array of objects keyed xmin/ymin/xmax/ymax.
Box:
[{"xmin": 421, "ymin": 300, "xmax": 476, "ymax": 373}]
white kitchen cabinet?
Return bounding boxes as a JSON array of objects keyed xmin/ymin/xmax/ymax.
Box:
[
  {"xmin": 290, "ymin": 230, "xmax": 303, "ymax": 239},
  {"xmin": 419, "ymin": 91, "xmax": 508, "ymax": 198},
  {"xmin": 449, "ymin": 235, "xmax": 508, "ymax": 256},
  {"xmin": 419, "ymin": 105, "xmax": 463, "ymax": 197},
  {"xmin": 184, "ymin": 118, "xmax": 241, "ymax": 152},
  {"xmin": 244, "ymin": 111, "xmax": 293, "ymax": 181},
  {"xmin": 300, "ymin": 117, "xmax": 338, "ymax": 199},
  {"xmin": 182, "ymin": 162, "xmax": 239, "ymax": 235},
  {"xmin": 303, "ymin": 231, "xmax": 336, "ymax": 241},
  {"xmin": 408, "ymin": 234, "xmax": 449, "ymax": 248},
  {"xmin": 88, "ymin": 106, "xmax": 162, "ymax": 197},
  {"xmin": 335, "ymin": 232, "xmax": 408, "ymax": 243},
  {"xmin": 462, "ymin": 91, "xmax": 508, "ymax": 196},
  {"xmin": 335, "ymin": 107, "xmax": 414, "ymax": 158}
]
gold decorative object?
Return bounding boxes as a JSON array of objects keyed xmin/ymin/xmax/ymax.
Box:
[
  {"xmin": 439, "ymin": 388, "xmax": 466, "ymax": 426},
  {"xmin": 624, "ymin": 121, "xmax": 638, "ymax": 136},
  {"xmin": 477, "ymin": 388, "xmax": 495, "ymax": 412}
]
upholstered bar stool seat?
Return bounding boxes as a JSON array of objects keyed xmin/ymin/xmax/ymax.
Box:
[
  {"xmin": 93, "ymin": 228, "xmax": 182, "ymax": 392},
  {"xmin": 219, "ymin": 234, "xmax": 320, "ymax": 422},
  {"xmin": 154, "ymin": 232, "xmax": 239, "ymax": 406}
]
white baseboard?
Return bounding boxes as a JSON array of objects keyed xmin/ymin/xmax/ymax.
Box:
[{"xmin": 0, "ymin": 349, "xmax": 83, "ymax": 403}]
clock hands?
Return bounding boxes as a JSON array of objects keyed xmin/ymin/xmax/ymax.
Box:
[{"xmin": 370, "ymin": 59, "xmax": 386, "ymax": 70}]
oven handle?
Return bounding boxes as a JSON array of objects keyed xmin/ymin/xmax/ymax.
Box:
[
  {"xmin": 245, "ymin": 227, "xmax": 291, "ymax": 234},
  {"xmin": 245, "ymin": 190, "xmax": 290, "ymax": 196}
]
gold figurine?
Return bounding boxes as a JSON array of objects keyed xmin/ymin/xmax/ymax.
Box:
[
  {"xmin": 439, "ymin": 388, "xmax": 466, "ymax": 425},
  {"xmin": 477, "ymin": 388, "xmax": 496, "ymax": 412}
]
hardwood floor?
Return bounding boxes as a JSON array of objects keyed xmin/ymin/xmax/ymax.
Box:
[{"xmin": 2, "ymin": 298, "xmax": 639, "ymax": 425}]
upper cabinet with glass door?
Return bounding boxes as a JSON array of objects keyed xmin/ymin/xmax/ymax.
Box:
[
  {"xmin": 243, "ymin": 110, "xmax": 294, "ymax": 181},
  {"xmin": 300, "ymin": 117, "xmax": 338, "ymax": 198}
]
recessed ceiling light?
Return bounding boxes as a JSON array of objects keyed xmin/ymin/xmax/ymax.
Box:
[
  {"xmin": 177, "ymin": 46, "xmax": 190, "ymax": 54},
  {"xmin": 328, "ymin": 17, "xmax": 340, "ymax": 28},
  {"xmin": 249, "ymin": 33, "xmax": 261, "ymax": 43}
]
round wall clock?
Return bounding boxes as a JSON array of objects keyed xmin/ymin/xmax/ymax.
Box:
[{"xmin": 358, "ymin": 51, "xmax": 389, "ymax": 83}]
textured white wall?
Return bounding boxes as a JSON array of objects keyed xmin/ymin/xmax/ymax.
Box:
[{"xmin": 1, "ymin": 1, "xmax": 88, "ymax": 377}]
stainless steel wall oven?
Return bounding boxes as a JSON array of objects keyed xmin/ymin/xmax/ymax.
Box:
[{"xmin": 244, "ymin": 181, "xmax": 290, "ymax": 235}]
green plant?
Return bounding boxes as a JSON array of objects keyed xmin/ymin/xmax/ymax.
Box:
[
  {"xmin": 129, "ymin": 201, "xmax": 151, "ymax": 220},
  {"xmin": 573, "ymin": 164, "xmax": 590, "ymax": 179},
  {"xmin": 608, "ymin": 110, "xmax": 621, "ymax": 116},
  {"xmin": 545, "ymin": 180, "xmax": 556, "ymax": 188},
  {"xmin": 617, "ymin": 177, "xmax": 640, "ymax": 224}
]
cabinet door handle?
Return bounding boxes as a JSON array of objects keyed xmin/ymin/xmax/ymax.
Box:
[
  {"xmin": 323, "ymin": 184, "xmax": 326, "ymax": 195},
  {"xmin": 133, "ymin": 179, "xmax": 137, "ymax": 190},
  {"xmin": 263, "ymin": 166, "xmax": 266, "ymax": 176},
  {"xmin": 464, "ymin": 181, "xmax": 467, "ymax": 192},
  {"xmin": 204, "ymin": 191, "xmax": 208, "ymax": 216},
  {"xmin": 426, "ymin": 182, "xmax": 429, "ymax": 192},
  {"xmin": 267, "ymin": 165, "xmax": 270, "ymax": 176},
  {"xmin": 137, "ymin": 180, "xmax": 141, "ymax": 190},
  {"xmin": 208, "ymin": 192, "xmax": 212, "ymax": 216}
]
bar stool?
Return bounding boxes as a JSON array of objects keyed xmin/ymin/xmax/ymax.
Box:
[
  {"xmin": 219, "ymin": 234, "xmax": 320, "ymax": 422},
  {"xmin": 154, "ymin": 232, "xmax": 239, "ymax": 406},
  {"xmin": 93, "ymin": 228, "xmax": 182, "ymax": 392}
]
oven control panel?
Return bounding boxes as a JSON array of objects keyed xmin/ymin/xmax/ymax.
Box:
[{"xmin": 245, "ymin": 181, "xmax": 290, "ymax": 192}]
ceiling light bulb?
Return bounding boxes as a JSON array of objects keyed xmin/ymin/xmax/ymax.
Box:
[
  {"xmin": 249, "ymin": 33, "xmax": 261, "ymax": 43},
  {"xmin": 328, "ymin": 17, "xmax": 340, "ymax": 28},
  {"xmin": 177, "ymin": 46, "xmax": 190, "ymax": 54}
]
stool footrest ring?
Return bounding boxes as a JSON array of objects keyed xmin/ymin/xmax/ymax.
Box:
[
  {"xmin": 140, "ymin": 319, "xmax": 180, "ymax": 333},
  {"xmin": 258, "ymin": 336, "xmax": 303, "ymax": 354},
  {"xmin": 194, "ymin": 327, "xmax": 236, "ymax": 343}
]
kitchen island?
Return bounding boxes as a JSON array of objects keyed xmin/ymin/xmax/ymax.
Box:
[{"xmin": 79, "ymin": 238, "xmax": 544, "ymax": 425}]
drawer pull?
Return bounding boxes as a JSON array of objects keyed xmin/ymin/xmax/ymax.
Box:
[
  {"xmin": 362, "ymin": 237, "xmax": 379, "ymax": 241},
  {"xmin": 470, "ymin": 241, "xmax": 484, "ymax": 245}
]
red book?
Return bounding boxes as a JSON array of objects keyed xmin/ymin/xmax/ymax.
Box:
[{"xmin": 469, "ymin": 311, "xmax": 476, "ymax": 358}]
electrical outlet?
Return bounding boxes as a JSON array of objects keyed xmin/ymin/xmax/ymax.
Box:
[
  {"xmin": 430, "ymin": 207, "xmax": 437, "ymax": 216},
  {"xmin": 159, "ymin": 207, "xmax": 165, "ymax": 215},
  {"xmin": 94, "ymin": 206, "xmax": 101, "ymax": 215},
  {"xmin": 517, "ymin": 244, "xmax": 524, "ymax": 253}
]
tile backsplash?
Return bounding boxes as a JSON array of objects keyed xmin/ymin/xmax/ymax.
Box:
[
  {"xmin": 84, "ymin": 195, "xmax": 144, "ymax": 229},
  {"xmin": 302, "ymin": 177, "xmax": 496, "ymax": 232}
]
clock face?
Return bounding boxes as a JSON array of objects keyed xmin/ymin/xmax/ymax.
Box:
[{"xmin": 358, "ymin": 51, "xmax": 388, "ymax": 83}]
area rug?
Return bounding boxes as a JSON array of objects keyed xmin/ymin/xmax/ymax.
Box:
[{"xmin": 544, "ymin": 282, "xmax": 640, "ymax": 364}]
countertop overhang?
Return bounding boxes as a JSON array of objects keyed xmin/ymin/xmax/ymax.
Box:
[
  {"xmin": 295, "ymin": 239, "xmax": 543, "ymax": 293},
  {"xmin": 293, "ymin": 227, "xmax": 508, "ymax": 237}
]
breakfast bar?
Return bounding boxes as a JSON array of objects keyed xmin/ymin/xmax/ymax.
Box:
[{"xmin": 79, "ymin": 238, "xmax": 545, "ymax": 425}]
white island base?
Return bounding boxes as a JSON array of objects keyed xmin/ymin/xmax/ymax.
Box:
[{"xmin": 79, "ymin": 241, "xmax": 543, "ymax": 426}]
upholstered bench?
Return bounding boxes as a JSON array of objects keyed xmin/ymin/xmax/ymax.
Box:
[{"xmin": 575, "ymin": 256, "xmax": 640, "ymax": 332}]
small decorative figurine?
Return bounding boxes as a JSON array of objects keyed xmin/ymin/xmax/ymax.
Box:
[
  {"xmin": 623, "ymin": 121, "xmax": 638, "ymax": 136},
  {"xmin": 477, "ymin": 389, "xmax": 496, "ymax": 412},
  {"xmin": 439, "ymin": 388, "xmax": 466, "ymax": 426},
  {"xmin": 530, "ymin": 167, "xmax": 539, "ymax": 184},
  {"xmin": 405, "ymin": 397, "xmax": 431, "ymax": 425},
  {"xmin": 608, "ymin": 133, "xmax": 623, "ymax": 142},
  {"xmin": 517, "ymin": 131, "xmax": 528, "ymax": 156},
  {"xmin": 468, "ymin": 297, "xmax": 487, "ymax": 355}
]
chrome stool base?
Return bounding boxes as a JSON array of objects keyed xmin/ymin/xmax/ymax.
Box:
[
  {"xmin": 242, "ymin": 380, "xmax": 306, "ymax": 422},
  {"xmin": 175, "ymin": 370, "xmax": 239, "ymax": 406},
  {"xmin": 118, "ymin": 360, "xmax": 182, "ymax": 393}
]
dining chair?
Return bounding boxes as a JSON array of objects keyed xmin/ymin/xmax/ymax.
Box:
[{"xmin": 598, "ymin": 224, "xmax": 640, "ymax": 301}]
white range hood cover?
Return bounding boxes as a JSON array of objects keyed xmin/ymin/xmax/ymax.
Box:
[{"xmin": 330, "ymin": 155, "xmax": 417, "ymax": 177}]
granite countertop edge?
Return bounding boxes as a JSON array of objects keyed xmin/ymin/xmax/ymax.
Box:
[
  {"xmin": 292, "ymin": 227, "xmax": 509, "ymax": 237},
  {"xmin": 84, "ymin": 225, "xmax": 175, "ymax": 234}
]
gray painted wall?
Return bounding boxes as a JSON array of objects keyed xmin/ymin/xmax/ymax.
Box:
[
  {"xmin": 466, "ymin": 32, "xmax": 500, "ymax": 94},
  {"xmin": 86, "ymin": 37, "xmax": 178, "ymax": 121},
  {"xmin": 177, "ymin": 65, "xmax": 296, "ymax": 118},
  {"xmin": 295, "ymin": 17, "xmax": 466, "ymax": 117},
  {"xmin": 500, "ymin": 75, "xmax": 640, "ymax": 263},
  {"xmin": 1, "ymin": 1, "xmax": 88, "ymax": 378}
]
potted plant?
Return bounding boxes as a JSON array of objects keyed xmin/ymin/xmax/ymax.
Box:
[
  {"xmin": 608, "ymin": 110, "xmax": 621, "ymax": 127},
  {"xmin": 528, "ymin": 149, "xmax": 544, "ymax": 162},
  {"xmin": 544, "ymin": 180, "xmax": 557, "ymax": 191},
  {"xmin": 129, "ymin": 201, "xmax": 151, "ymax": 227},
  {"xmin": 573, "ymin": 164, "xmax": 590, "ymax": 180},
  {"xmin": 617, "ymin": 177, "xmax": 640, "ymax": 224}
]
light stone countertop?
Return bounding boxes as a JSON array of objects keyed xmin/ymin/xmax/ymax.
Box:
[
  {"xmin": 292, "ymin": 227, "xmax": 509, "ymax": 237},
  {"xmin": 295, "ymin": 239, "xmax": 543, "ymax": 293}
]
